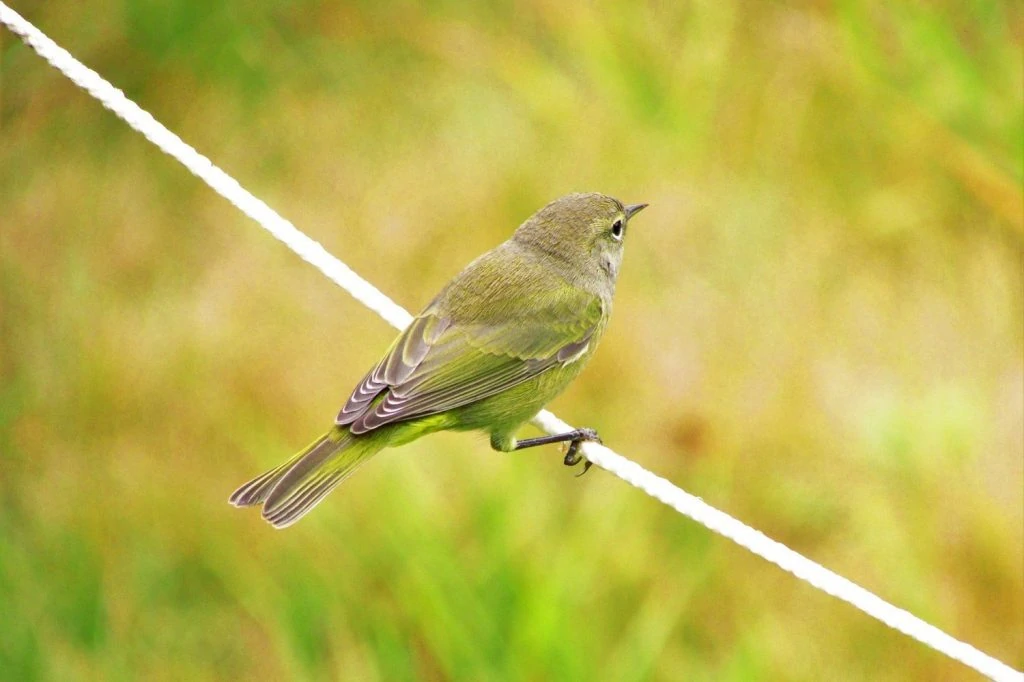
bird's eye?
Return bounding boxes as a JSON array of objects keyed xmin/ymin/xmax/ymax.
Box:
[{"xmin": 611, "ymin": 218, "xmax": 624, "ymax": 241}]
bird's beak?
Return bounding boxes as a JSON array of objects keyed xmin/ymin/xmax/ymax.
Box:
[{"xmin": 624, "ymin": 203, "xmax": 648, "ymax": 220}]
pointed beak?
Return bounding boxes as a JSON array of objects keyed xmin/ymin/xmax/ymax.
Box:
[{"xmin": 624, "ymin": 203, "xmax": 648, "ymax": 220}]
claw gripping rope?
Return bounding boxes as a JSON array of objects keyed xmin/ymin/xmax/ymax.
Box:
[{"xmin": 2, "ymin": 5, "xmax": 1019, "ymax": 681}]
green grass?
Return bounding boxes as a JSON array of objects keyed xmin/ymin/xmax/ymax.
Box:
[{"xmin": 1, "ymin": 0, "xmax": 1021, "ymax": 679}]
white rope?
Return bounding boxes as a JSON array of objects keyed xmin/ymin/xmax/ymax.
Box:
[{"xmin": 3, "ymin": 5, "xmax": 1019, "ymax": 681}]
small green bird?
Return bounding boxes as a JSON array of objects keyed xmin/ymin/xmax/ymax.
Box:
[{"xmin": 230, "ymin": 193, "xmax": 647, "ymax": 527}]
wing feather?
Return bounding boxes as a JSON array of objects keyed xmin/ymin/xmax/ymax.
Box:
[
  {"xmin": 336, "ymin": 315, "xmax": 449, "ymax": 425},
  {"xmin": 335, "ymin": 246, "xmax": 605, "ymax": 434}
]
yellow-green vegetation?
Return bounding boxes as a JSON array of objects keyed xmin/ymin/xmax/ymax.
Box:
[{"xmin": 1, "ymin": 1, "xmax": 1020, "ymax": 680}]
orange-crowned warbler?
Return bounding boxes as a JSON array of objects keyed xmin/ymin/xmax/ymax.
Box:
[{"xmin": 231, "ymin": 193, "xmax": 647, "ymax": 527}]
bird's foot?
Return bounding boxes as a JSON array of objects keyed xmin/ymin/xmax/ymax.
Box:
[{"xmin": 563, "ymin": 428, "xmax": 601, "ymax": 477}]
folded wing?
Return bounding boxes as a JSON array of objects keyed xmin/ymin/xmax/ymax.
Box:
[{"xmin": 336, "ymin": 288, "xmax": 602, "ymax": 434}]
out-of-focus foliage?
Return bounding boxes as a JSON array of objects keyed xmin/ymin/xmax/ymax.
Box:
[{"xmin": 1, "ymin": 1, "xmax": 1020, "ymax": 680}]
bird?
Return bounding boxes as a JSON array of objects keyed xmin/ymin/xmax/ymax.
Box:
[{"xmin": 230, "ymin": 192, "xmax": 647, "ymax": 528}]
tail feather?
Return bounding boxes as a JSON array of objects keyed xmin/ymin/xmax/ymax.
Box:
[
  {"xmin": 229, "ymin": 428, "xmax": 381, "ymax": 528},
  {"xmin": 262, "ymin": 467, "xmax": 349, "ymax": 528},
  {"xmin": 228, "ymin": 448, "xmax": 306, "ymax": 507}
]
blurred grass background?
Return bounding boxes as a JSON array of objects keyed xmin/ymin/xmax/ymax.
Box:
[{"xmin": 1, "ymin": 0, "xmax": 1021, "ymax": 679}]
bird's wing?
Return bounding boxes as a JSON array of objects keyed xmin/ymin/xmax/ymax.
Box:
[{"xmin": 335, "ymin": 287, "xmax": 603, "ymax": 434}]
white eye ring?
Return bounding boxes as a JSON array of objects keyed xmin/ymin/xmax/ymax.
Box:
[{"xmin": 611, "ymin": 218, "xmax": 624, "ymax": 240}]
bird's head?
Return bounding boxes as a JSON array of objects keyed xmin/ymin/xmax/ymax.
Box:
[{"xmin": 513, "ymin": 192, "xmax": 647, "ymax": 283}]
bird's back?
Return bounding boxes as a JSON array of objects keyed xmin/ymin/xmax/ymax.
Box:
[{"xmin": 429, "ymin": 238, "xmax": 607, "ymax": 330}]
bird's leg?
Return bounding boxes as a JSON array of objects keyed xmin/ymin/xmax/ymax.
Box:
[
  {"xmin": 564, "ymin": 439, "xmax": 594, "ymax": 477},
  {"xmin": 513, "ymin": 428, "xmax": 601, "ymax": 476}
]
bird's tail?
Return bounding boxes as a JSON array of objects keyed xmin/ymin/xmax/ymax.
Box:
[{"xmin": 229, "ymin": 428, "xmax": 381, "ymax": 528}]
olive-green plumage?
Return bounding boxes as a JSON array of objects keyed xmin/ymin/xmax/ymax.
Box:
[{"xmin": 230, "ymin": 192, "xmax": 646, "ymax": 528}]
